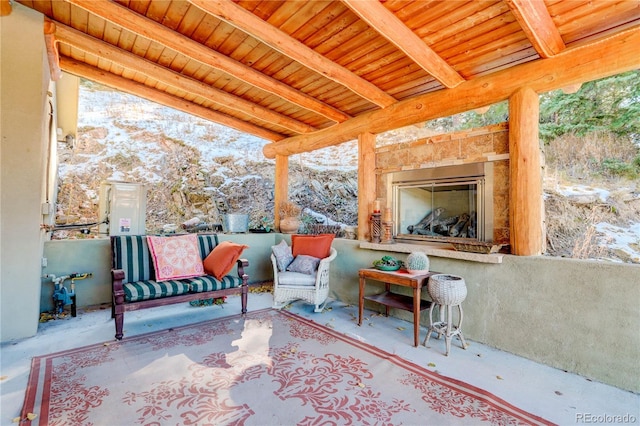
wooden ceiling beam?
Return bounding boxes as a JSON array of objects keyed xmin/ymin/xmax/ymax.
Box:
[
  {"xmin": 65, "ymin": 0, "xmax": 350, "ymax": 124},
  {"xmin": 44, "ymin": 20, "xmax": 63, "ymax": 81},
  {"xmin": 188, "ymin": 0, "xmax": 397, "ymax": 108},
  {"xmin": 342, "ymin": 0, "xmax": 464, "ymax": 89},
  {"xmin": 263, "ymin": 26, "xmax": 640, "ymax": 158},
  {"xmin": 54, "ymin": 21, "xmax": 315, "ymax": 135},
  {"xmin": 505, "ymin": 0, "xmax": 565, "ymax": 58},
  {"xmin": 58, "ymin": 57, "xmax": 285, "ymax": 142}
]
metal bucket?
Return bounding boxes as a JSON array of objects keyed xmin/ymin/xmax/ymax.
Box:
[{"xmin": 222, "ymin": 214, "xmax": 249, "ymax": 233}]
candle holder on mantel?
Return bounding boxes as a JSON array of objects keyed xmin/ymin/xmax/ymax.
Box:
[
  {"xmin": 370, "ymin": 213, "xmax": 382, "ymax": 243},
  {"xmin": 380, "ymin": 207, "xmax": 394, "ymax": 244},
  {"xmin": 381, "ymin": 221, "xmax": 394, "ymax": 244}
]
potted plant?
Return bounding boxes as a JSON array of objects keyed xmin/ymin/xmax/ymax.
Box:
[
  {"xmin": 372, "ymin": 255, "xmax": 404, "ymax": 271},
  {"xmin": 249, "ymin": 214, "xmax": 274, "ymax": 233},
  {"xmin": 406, "ymin": 251, "xmax": 429, "ymax": 273},
  {"xmin": 279, "ymin": 201, "xmax": 301, "ymax": 234}
]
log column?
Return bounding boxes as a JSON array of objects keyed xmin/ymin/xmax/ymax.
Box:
[
  {"xmin": 358, "ymin": 132, "xmax": 376, "ymax": 241},
  {"xmin": 0, "ymin": 0, "xmax": 11, "ymax": 16},
  {"xmin": 509, "ymin": 87, "xmax": 544, "ymax": 255},
  {"xmin": 274, "ymin": 154, "xmax": 289, "ymax": 230}
]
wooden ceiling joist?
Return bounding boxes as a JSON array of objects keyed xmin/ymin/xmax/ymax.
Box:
[
  {"xmin": 187, "ymin": 0, "xmax": 397, "ymax": 108},
  {"xmin": 17, "ymin": 0, "xmax": 639, "ymax": 152},
  {"xmin": 65, "ymin": 0, "xmax": 350, "ymax": 124},
  {"xmin": 263, "ymin": 26, "xmax": 640, "ymax": 158},
  {"xmin": 44, "ymin": 20, "xmax": 63, "ymax": 81},
  {"xmin": 342, "ymin": 0, "xmax": 465, "ymax": 89},
  {"xmin": 505, "ymin": 0, "xmax": 566, "ymax": 58},
  {"xmin": 59, "ymin": 57, "xmax": 285, "ymax": 142},
  {"xmin": 54, "ymin": 21, "xmax": 316, "ymax": 135}
]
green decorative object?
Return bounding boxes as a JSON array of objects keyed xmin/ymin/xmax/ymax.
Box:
[
  {"xmin": 375, "ymin": 264, "xmax": 401, "ymax": 271},
  {"xmin": 372, "ymin": 255, "xmax": 404, "ymax": 271},
  {"xmin": 406, "ymin": 251, "xmax": 429, "ymax": 273}
]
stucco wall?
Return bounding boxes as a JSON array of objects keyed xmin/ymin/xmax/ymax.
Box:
[
  {"xmin": 328, "ymin": 239, "xmax": 640, "ymax": 393},
  {"xmin": 0, "ymin": 4, "xmax": 50, "ymax": 341},
  {"xmin": 40, "ymin": 235, "xmax": 639, "ymax": 392}
]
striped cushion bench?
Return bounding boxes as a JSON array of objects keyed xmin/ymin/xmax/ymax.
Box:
[
  {"xmin": 123, "ymin": 280, "xmax": 191, "ymax": 303},
  {"xmin": 184, "ymin": 275, "xmax": 243, "ymax": 293},
  {"xmin": 110, "ymin": 234, "xmax": 248, "ymax": 340},
  {"xmin": 123, "ymin": 275, "xmax": 243, "ymax": 303}
]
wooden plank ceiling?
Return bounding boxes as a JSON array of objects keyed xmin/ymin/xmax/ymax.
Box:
[{"xmin": 17, "ymin": 0, "xmax": 640, "ymax": 154}]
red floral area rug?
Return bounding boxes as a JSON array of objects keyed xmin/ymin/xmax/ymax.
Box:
[{"xmin": 22, "ymin": 309, "xmax": 553, "ymax": 425}]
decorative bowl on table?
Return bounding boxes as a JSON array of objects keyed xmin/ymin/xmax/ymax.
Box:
[
  {"xmin": 375, "ymin": 264, "xmax": 401, "ymax": 271},
  {"xmin": 372, "ymin": 256, "xmax": 404, "ymax": 271}
]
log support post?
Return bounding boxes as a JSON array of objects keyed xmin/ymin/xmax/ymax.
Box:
[
  {"xmin": 274, "ymin": 154, "xmax": 289, "ymax": 231},
  {"xmin": 358, "ymin": 132, "xmax": 376, "ymax": 241},
  {"xmin": 0, "ymin": 0, "xmax": 11, "ymax": 16},
  {"xmin": 509, "ymin": 87, "xmax": 544, "ymax": 255}
]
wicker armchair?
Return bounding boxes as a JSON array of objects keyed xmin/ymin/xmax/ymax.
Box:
[{"xmin": 271, "ymin": 247, "xmax": 337, "ymax": 312}]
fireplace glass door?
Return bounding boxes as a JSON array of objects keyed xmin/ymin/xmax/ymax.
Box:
[{"xmin": 393, "ymin": 178, "xmax": 485, "ymax": 242}]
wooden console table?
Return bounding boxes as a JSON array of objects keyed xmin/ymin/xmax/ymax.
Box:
[{"xmin": 358, "ymin": 268, "xmax": 438, "ymax": 347}]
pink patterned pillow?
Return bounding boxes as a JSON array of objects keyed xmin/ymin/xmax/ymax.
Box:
[{"xmin": 147, "ymin": 234, "xmax": 204, "ymax": 282}]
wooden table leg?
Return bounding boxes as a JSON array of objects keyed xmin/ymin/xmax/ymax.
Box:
[
  {"xmin": 385, "ymin": 282, "xmax": 390, "ymax": 317},
  {"xmin": 413, "ymin": 287, "xmax": 420, "ymax": 347},
  {"xmin": 358, "ymin": 275, "xmax": 365, "ymax": 326}
]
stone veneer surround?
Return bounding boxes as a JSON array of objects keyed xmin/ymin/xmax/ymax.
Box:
[{"xmin": 376, "ymin": 123, "xmax": 510, "ymax": 245}]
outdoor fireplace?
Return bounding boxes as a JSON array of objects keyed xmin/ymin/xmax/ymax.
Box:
[{"xmin": 387, "ymin": 163, "xmax": 494, "ymax": 244}]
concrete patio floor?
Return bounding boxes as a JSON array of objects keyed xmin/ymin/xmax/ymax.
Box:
[{"xmin": 1, "ymin": 292, "xmax": 638, "ymax": 425}]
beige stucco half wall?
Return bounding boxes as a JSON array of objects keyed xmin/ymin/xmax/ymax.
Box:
[{"xmin": 329, "ymin": 240, "xmax": 640, "ymax": 393}]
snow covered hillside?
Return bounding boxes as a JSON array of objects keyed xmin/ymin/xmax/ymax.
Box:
[
  {"xmin": 55, "ymin": 81, "xmax": 640, "ymax": 264},
  {"xmin": 57, "ymin": 81, "xmax": 359, "ymax": 235}
]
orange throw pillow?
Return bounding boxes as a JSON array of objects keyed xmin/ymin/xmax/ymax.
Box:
[
  {"xmin": 203, "ymin": 241, "xmax": 249, "ymax": 280},
  {"xmin": 291, "ymin": 234, "xmax": 335, "ymax": 259}
]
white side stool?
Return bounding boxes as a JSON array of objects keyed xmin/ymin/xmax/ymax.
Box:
[{"xmin": 423, "ymin": 274, "xmax": 468, "ymax": 356}]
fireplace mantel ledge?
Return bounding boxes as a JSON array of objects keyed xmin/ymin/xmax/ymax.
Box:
[{"xmin": 360, "ymin": 241, "xmax": 504, "ymax": 264}]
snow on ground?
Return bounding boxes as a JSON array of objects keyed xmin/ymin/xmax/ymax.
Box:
[
  {"xmin": 554, "ymin": 183, "xmax": 611, "ymax": 202},
  {"xmin": 595, "ymin": 222, "xmax": 640, "ymax": 263},
  {"xmin": 550, "ymin": 183, "xmax": 640, "ymax": 263}
]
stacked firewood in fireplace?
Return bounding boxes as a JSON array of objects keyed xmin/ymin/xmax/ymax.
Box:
[{"xmin": 407, "ymin": 208, "xmax": 477, "ymax": 239}]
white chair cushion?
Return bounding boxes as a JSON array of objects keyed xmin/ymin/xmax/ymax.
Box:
[{"xmin": 277, "ymin": 271, "xmax": 317, "ymax": 286}]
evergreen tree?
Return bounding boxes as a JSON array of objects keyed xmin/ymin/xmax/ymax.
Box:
[
  {"xmin": 425, "ymin": 70, "xmax": 639, "ymax": 143},
  {"xmin": 539, "ymin": 70, "xmax": 639, "ymax": 142}
]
